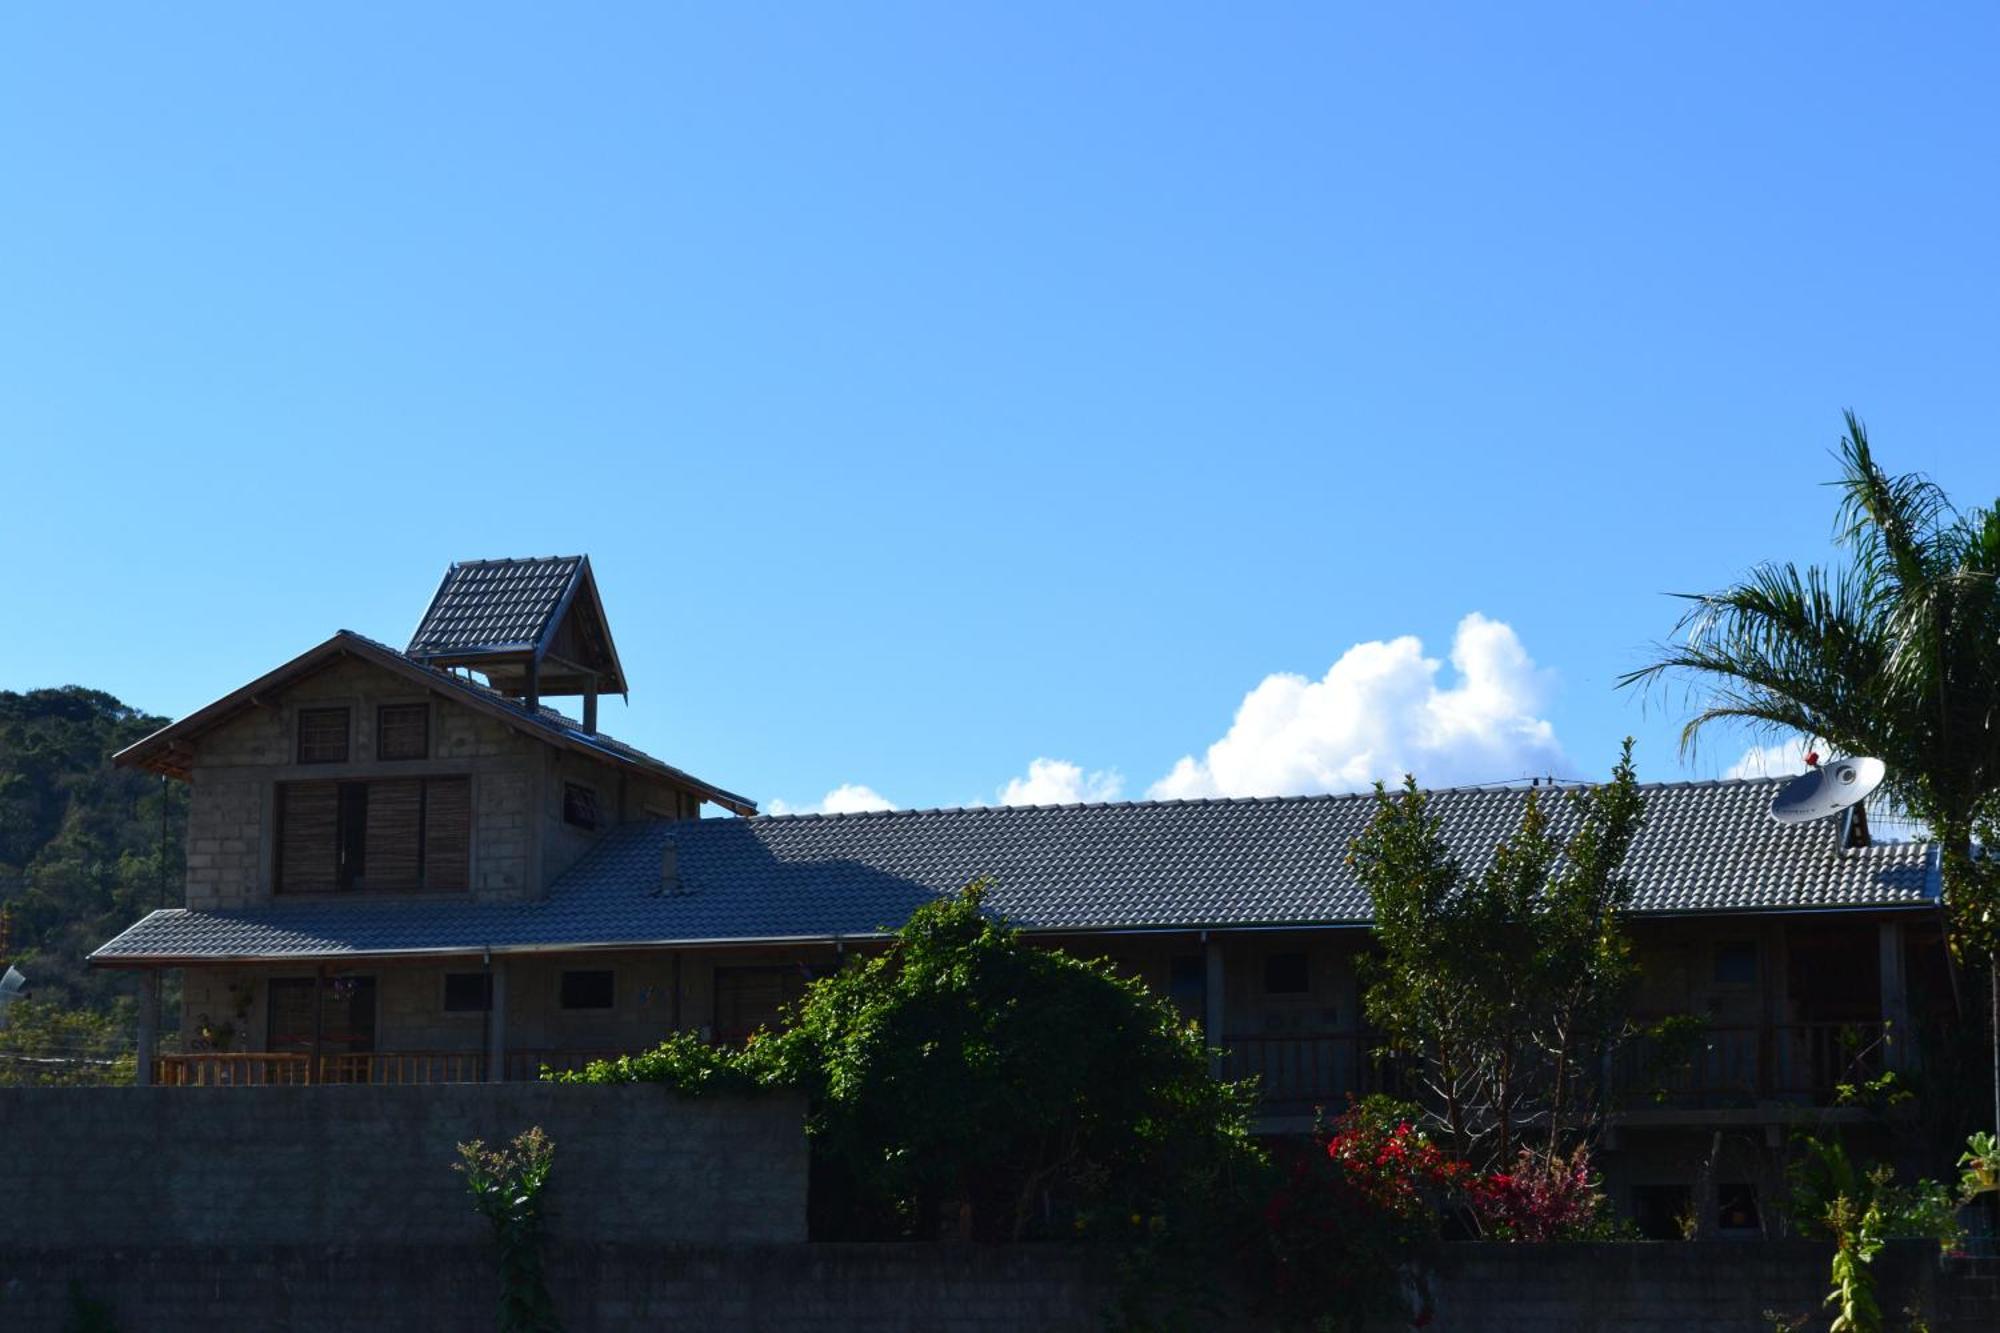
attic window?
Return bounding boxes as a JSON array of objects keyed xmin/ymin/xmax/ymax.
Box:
[
  {"xmin": 563, "ymin": 782, "xmax": 599, "ymax": 830},
  {"xmin": 297, "ymin": 708, "xmax": 350, "ymax": 764},
  {"xmin": 378, "ymin": 705, "xmax": 429, "ymax": 761}
]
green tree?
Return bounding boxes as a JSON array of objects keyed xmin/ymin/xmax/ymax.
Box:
[
  {"xmin": 1622, "ymin": 413, "xmax": 2000, "ymax": 1127},
  {"xmin": 570, "ymin": 881, "xmax": 1261, "ymax": 1243},
  {"xmin": 1349, "ymin": 741, "xmax": 1646, "ymax": 1166},
  {"xmin": 0, "ymin": 686, "xmax": 185, "ymax": 1015},
  {"xmin": 0, "ymin": 999, "xmax": 136, "ymax": 1086}
]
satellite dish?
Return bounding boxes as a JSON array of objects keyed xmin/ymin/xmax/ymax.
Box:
[
  {"xmin": 1769, "ymin": 757, "xmax": 1886, "ymax": 824},
  {"xmin": 0, "ymin": 966, "xmax": 27, "ymax": 1029}
]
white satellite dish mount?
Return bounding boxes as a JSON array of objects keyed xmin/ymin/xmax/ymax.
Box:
[
  {"xmin": 0, "ymin": 965, "xmax": 27, "ymax": 1029},
  {"xmin": 1769, "ymin": 755, "xmax": 1886, "ymax": 854}
]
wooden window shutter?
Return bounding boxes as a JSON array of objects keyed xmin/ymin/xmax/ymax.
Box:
[
  {"xmin": 363, "ymin": 779, "xmax": 424, "ymax": 891},
  {"xmin": 423, "ymin": 777, "xmax": 472, "ymax": 892},
  {"xmin": 297, "ymin": 708, "xmax": 350, "ymax": 764},
  {"xmin": 278, "ymin": 782, "xmax": 340, "ymax": 893},
  {"xmin": 377, "ymin": 705, "xmax": 429, "ymax": 761}
]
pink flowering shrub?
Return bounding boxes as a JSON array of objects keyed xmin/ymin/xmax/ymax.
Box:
[
  {"xmin": 1255, "ymin": 1104, "xmax": 1618, "ymax": 1327},
  {"xmin": 1468, "ymin": 1145, "xmax": 1607, "ymax": 1242},
  {"xmin": 1255, "ymin": 1102, "xmax": 1466, "ymax": 1327}
]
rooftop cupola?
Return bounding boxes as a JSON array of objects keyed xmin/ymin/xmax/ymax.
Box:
[{"xmin": 407, "ymin": 555, "xmax": 627, "ymax": 731}]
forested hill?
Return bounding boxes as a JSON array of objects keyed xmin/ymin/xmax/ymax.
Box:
[{"xmin": 0, "ymin": 687, "xmax": 185, "ymax": 1012}]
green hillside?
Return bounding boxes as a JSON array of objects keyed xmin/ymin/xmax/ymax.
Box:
[{"xmin": 0, "ymin": 686, "xmax": 184, "ymax": 1014}]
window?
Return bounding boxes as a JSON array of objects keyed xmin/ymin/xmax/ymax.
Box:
[
  {"xmin": 377, "ymin": 704, "xmax": 429, "ymax": 761},
  {"xmin": 563, "ymin": 782, "xmax": 599, "ymax": 830},
  {"xmin": 297, "ymin": 707, "xmax": 350, "ymax": 764},
  {"xmin": 559, "ymin": 969, "xmax": 615, "ymax": 1010},
  {"xmin": 1717, "ymin": 1182, "xmax": 1761, "ymax": 1233},
  {"xmin": 443, "ymin": 972, "xmax": 492, "ymax": 1013},
  {"xmin": 1264, "ymin": 952, "xmax": 1310, "ymax": 995},
  {"xmin": 277, "ymin": 776, "xmax": 471, "ymax": 893},
  {"xmin": 1713, "ymin": 941, "xmax": 1758, "ymax": 987},
  {"xmin": 1168, "ymin": 954, "xmax": 1207, "ymax": 1018}
]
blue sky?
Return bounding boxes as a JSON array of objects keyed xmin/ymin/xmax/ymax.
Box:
[{"xmin": 3, "ymin": 5, "xmax": 1996, "ymax": 814}]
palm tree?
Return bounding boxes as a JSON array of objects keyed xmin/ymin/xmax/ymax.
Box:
[{"xmin": 1621, "ymin": 412, "xmax": 2000, "ymax": 1126}]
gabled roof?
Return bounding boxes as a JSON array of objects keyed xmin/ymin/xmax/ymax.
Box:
[
  {"xmin": 90, "ymin": 778, "xmax": 1940, "ymax": 965},
  {"xmin": 112, "ymin": 631, "xmax": 755, "ymax": 815},
  {"xmin": 407, "ymin": 556, "xmax": 627, "ymax": 697}
]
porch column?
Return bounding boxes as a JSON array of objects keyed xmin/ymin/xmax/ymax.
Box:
[
  {"xmin": 1879, "ymin": 921, "xmax": 1911, "ymax": 1071},
  {"xmin": 1204, "ymin": 936, "xmax": 1226, "ymax": 1080},
  {"xmin": 135, "ymin": 972, "xmax": 159, "ymax": 1087},
  {"xmin": 487, "ymin": 960, "xmax": 509, "ymax": 1083}
]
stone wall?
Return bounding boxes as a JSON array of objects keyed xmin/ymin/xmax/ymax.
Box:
[
  {"xmin": 0, "ymin": 1085, "xmax": 805, "ymax": 1249},
  {"xmin": 4, "ymin": 1240, "xmax": 1997, "ymax": 1333}
]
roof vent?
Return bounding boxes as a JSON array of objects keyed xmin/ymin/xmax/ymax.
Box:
[{"xmin": 407, "ymin": 556, "xmax": 627, "ymax": 729}]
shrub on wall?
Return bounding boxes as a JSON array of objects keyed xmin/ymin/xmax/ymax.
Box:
[
  {"xmin": 561, "ymin": 882, "xmax": 1263, "ymax": 1244},
  {"xmin": 455, "ymin": 1126, "xmax": 562, "ymax": 1333}
]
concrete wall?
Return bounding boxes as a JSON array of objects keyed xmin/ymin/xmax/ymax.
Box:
[
  {"xmin": 4, "ymin": 1240, "xmax": 1995, "ymax": 1332},
  {"xmin": 0, "ymin": 1085, "xmax": 806, "ymax": 1249}
]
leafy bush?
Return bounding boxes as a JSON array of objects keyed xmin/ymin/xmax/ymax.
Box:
[
  {"xmin": 1787, "ymin": 1136, "xmax": 1961, "ymax": 1333},
  {"xmin": 564, "ymin": 882, "xmax": 1261, "ymax": 1243}
]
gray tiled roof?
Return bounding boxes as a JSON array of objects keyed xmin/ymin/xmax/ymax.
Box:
[
  {"xmin": 408, "ymin": 557, "xmax": 584, "ymax": 657},
  {"xmin": 92, "ymin": 779, "xmax": 1940, "ymax": 964}
]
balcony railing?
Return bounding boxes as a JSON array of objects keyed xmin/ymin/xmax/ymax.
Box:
[
  {"xmin": 1224, "ymin": 1021, "xmax": 1890, "ymax": 1116},
  {"xmin": 1614, "ymin": 1021, "xmax": 1888, "ymax": 1107},
  {"xmin": 157, "ymin": 1021, "xmax": 1893, "ymax": 1109},
  {"xmin": 1221, "ymin": 1032, "xmax": 1395, "ymax": 1113},
  {"xmin": 155, "ymin": 1048, "xmax": 636, "ymax": 1087}
]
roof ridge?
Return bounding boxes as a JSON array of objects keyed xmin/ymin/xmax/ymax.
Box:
[{"xmin": 744, "ymin": 774, "xmax": 1800, "ymax": 823}]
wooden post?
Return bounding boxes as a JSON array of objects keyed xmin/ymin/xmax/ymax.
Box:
[
  {"xmin": 487, "ymin": 959, "xmax": 508, "ymax": 1083},
  {"xmin": 1204, "ymin": 936, "xmax": 1226, "ymax": 1080},
  {"xmin": 135, "ymin": 972, "xmax": 159, "ymax": 1087},
  {"xmin": 525, "ymin": 658, "xmax": 540, "ymax": 716},
  {"xmin": 1879, "ymin": 921, "xmax": 1911, "ymax": 1071},
  {"xmin": 309, "ymin": 965, "xmax": 326, "ymax": 1085},
  {"xmin": 583, "ymin": 678, "xmax": 598, "ymax": 735}
]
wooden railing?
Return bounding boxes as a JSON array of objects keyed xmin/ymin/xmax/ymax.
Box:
[
  {"xmin": 1225, "ymin": 1021, "xmax": 1891, "ymax": 1116},
  {"xmin": 1615, "ymin": 1021, "xmax": 1888, "ymax": 1107},
  {"xmin": 156, "ymin": 1053, "xmax": 312, "ymax": 1086},
  {"xmin": 1222, "ymin": 1033, "xmax": 1383, "ymax": 1112},
  {"xmin": 156, "ymin": 1048, "xmax": 643, "ymax": 1087}
]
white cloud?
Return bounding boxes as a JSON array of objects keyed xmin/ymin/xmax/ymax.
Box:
[
  {"xmin": 1724, "ymin": 738, "xmax": 1821, "ymax": 780},
  {"xmin": 1148, "ymin": 613, "xmax": 1566, "ymax": 800},
  {"xmin": 997, "ymin": 758, "xmax": 1124, "ymax": 807},
  {"xmin": 766, "ymin": 782, "xmax": 896, "ymax": 816}
]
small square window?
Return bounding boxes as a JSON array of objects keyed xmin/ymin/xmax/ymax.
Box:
[
  {"xmin": 297, "ymin": 708, "xmax": 350, "ymax": 764},
  {"xmin": 1264, "ymin": 953, "xmax": 1310, "ymax": 995},
  {"xmin": 443, "ymin": 972, "xmax": 491, "ymax": 1012},
  {"xmin": 1714, "ymin": 942, "xmax": 1758, "ymax": 987},
  {"xmin": 1717, "ymin": 1182, "xmax": 1761, "ymax": 1232},
  {"xmin": 378, "ymin": 705, "xmax": 429, "ymax": 761},
  {"xmin": 563, "ymin": 782, "xmax": 599, "ymax": 830},
  {"xmin": 559, "ymin": 969, "xmax": 614, "ymax": 1010}
]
